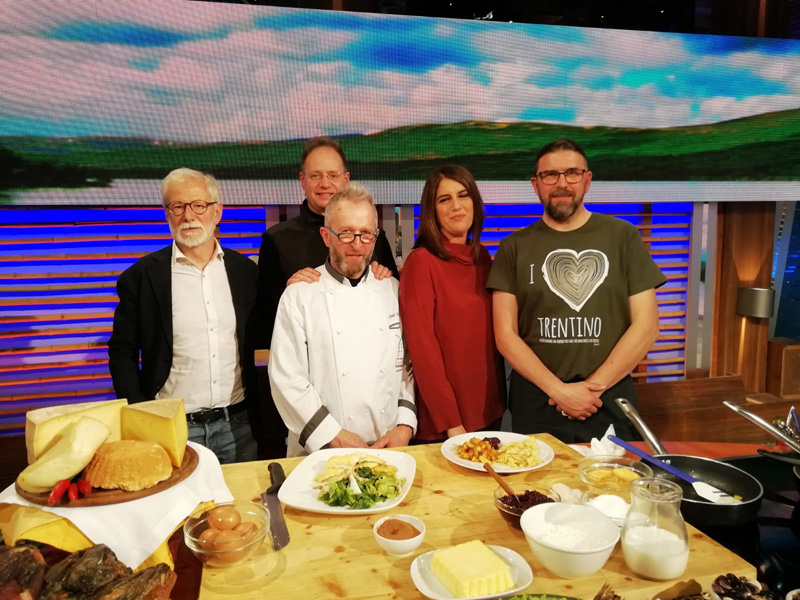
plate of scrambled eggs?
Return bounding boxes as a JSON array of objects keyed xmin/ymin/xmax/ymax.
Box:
[{"xmin": 441, "ymin": 432, "xmax": 554, "ymax": 473}]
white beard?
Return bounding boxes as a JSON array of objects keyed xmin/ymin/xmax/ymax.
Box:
[{"xmin": 170, "ymin": 222, "xmax": 214, "ymax": 248}]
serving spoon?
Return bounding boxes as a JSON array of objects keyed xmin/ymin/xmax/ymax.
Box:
[{"xmin": 483, "ymin": 462, "xmax": 521, "ymax": 507}]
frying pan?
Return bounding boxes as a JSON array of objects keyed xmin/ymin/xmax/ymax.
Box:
[{"xmin": 615, "ymin": 398, "xmax": 763, "ymax": 527}]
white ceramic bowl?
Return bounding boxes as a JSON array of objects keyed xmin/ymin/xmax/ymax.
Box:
[
  {"xmin": 519, "ymin": 502, "xmax": 619, "ymax": 579},
  {"xmin": 785, "ymin": 589, "xmax": 800, "ymax": 600},
  {"xmin": 373, "ymin": 514, "xmax": 425, "ymax": 557}
]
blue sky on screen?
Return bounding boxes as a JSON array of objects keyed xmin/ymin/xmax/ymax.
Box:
[{"xmin": 1, "ymin": 1, "xmax": 799, "ymax": 142}]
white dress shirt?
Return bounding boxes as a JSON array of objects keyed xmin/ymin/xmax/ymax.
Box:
[{"xmin": 157, "ymin": 241, "xmax": 243, "ymax": 414}]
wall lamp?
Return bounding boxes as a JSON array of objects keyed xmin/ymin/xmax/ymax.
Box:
[{"xmin": 736, "ymin": 287, "xmax": 775, "ymax": 319}]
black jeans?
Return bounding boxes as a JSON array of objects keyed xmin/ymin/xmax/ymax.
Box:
[{"xmin": 508, "ymin": 372, "xmax": 642, "ymax": 444}]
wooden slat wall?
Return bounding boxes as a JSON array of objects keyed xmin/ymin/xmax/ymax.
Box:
[
  {"xmin": 0, "ymin": 206, "xmax": 266, "ymax": 435},
  {"xmin": 1, "ymin": 201, "xmax": 691, "ymax": 435},
  {"xmin": 416, "ymin": 202, "xmax": 692, "ymax": 383}
]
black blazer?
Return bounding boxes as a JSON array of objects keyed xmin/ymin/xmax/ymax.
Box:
[{"xmin": 108, "ymin": 245, "xmax": 260, "ymax": 428}]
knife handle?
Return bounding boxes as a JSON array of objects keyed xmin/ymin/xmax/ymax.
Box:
[{"xmin": 267, "ymin": 462, "xmax": 286, "ymax": 494}]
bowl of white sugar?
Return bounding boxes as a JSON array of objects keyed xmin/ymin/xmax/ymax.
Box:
[{"xmin": 519, "ymin": 502, "xmax": 620, "ymax": 579}]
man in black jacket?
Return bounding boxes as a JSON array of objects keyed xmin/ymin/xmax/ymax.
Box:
[
  {"xmin": 255, "ymin": 137, "xmax": 399, "ymax": 456},
  {"xmin": 108, "ymin": 168, "xmax": 259, "ymax": 464}
]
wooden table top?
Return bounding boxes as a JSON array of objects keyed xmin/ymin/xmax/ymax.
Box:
[{"xmin": 201, "ymin": 435, "xmax": 755, "ymax": 599}]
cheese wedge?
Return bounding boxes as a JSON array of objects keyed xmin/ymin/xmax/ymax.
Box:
[
  {"xmin": 17, "ymin": 416, "xmax": 111, "ymax": 493},
  {"xmin": 121, "ymin": 398, "xmax": 188, "ymax": 467},
  {"xmin": 431, "ymin": 540, "xmax": 514, "ymax": 599},
  {"xmin": 25, "ymin": 399, "xmax": 127, "ymax": 464}
]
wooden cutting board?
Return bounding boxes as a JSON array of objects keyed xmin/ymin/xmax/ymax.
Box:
[{"xmin": 15, "ymin": 445, "xmax": 198, "ymax": 507}]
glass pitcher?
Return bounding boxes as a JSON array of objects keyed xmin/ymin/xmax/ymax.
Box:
[{"xmin": 621, "ymin": 478, "xmax": 689, "ymax": 580}]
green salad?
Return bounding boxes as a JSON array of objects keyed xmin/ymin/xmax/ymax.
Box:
[{"xmin": 314, "ymin": 453, "xmax": 405, "ymax": 510}]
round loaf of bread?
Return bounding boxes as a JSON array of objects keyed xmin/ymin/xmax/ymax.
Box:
[{"xmin": 84, "ymin": 440, "xmax": 172, "ymax": 492}]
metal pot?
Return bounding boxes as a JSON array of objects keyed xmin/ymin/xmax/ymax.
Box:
[{"xmin": 616, "ymin": 398, "xmax": 764, "ymax": 527}]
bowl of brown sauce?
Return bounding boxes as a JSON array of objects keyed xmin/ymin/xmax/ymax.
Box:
[
  {"xmin": 373, "ymin": 514, "xmax": 425, "ymax": 557},
  {"xmin": 494, "ymin": 483, "xmax": 559, "ymax": 529}
]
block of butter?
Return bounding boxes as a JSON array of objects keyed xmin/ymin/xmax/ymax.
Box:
[
  {"xmin": 431, "ymin": 540, "xmax": 514, "ymax": 598},
  {"xmin": 121, "ymin": 398, "xmax": 188, "ymax": 467},
  {"xmin": 25, "ymin": 399, "xmax": 127, "ymax": 464}
]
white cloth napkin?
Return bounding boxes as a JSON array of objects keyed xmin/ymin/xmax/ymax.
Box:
[
  {"xmin": 568, "ymin": 424, "xmax": 626, "ymax": 458},
  {"xmin": 0, "ymin": 442, "xmax": 233, "ymax": 569}
]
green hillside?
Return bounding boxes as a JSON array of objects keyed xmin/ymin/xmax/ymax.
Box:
[{"xmin": 4, "ymin": 106, "xmax": 800, "ymax": 185}]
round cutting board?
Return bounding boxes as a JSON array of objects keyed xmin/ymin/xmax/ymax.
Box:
[{"xmin": 15, "ymin": 445, "xmax": 199, "ymax": 507}]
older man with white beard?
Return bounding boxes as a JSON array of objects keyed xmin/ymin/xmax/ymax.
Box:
[
  {"xmin": 269, "ymin": 183, "xmax": 417, "ymax": 457},
  {"xmin": 108, "ymin": 168, "xmax": 259, "ymax": 463}
]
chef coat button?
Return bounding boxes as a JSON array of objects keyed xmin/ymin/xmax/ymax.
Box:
[
  {"xmin": 380, "ymin": 409, "xmax": 384, "ymax": 414},
  {"xmin": 341, "ymin": 372, "xmax": 347, "ymax": 377},
  {"xmin": 336, "ymin": 330, "xmax": 342, "ymax": 334},
  {"xmin": 380, "ymin": 368, "xmax": 386, "ymax": 374},
  {"xmin": 379, "ymin": 327, "xmax": 385, "ymax": 331}
]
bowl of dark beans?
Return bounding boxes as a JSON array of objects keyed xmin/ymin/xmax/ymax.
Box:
[{"xmin": 493, "ymin": 483, "xmax": 560, "ymax": 529}]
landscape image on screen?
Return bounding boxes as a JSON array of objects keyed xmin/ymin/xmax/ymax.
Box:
[{"xmin": 2, "ymin": 1, "xmax": 800, "ymax": 205}]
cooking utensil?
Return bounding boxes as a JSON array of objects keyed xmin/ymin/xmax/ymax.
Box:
[
  {"xmin": 723, "ymin": 401, "xmax": 800, "ymax": 454},
  {"xmin": 608, "ymin": 436, "xmax": 739, "ymax": 504},
  {"xmin": 262, "ymin": 462, "xmax": 290, "ymax": 550},
  {"xmin": 757, "ymin": 448, "xmax": 800, "ymax": 466},
  {"xmin": 483, "ymin": 462, "xmax": 520, "ymax": 507},
  {"xmin": 614, "ymin": 397, "xmax": 763, "ymax": 527}
]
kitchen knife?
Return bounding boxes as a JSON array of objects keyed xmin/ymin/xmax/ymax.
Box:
[{"xmin": 262, "ymin": 462, "xmax": 290, "ymax": 550}]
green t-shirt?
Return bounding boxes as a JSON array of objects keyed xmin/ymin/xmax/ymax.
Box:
[{"xmin": 487, "ymin": 213, "xmax": 667, "ymax": 380}]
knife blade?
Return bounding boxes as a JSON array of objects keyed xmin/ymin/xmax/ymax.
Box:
[{"xmin": 262, "ymin": 462, "xmax": 290, "ymax": 550}]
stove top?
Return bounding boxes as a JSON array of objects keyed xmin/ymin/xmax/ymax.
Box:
[{"xmin": 695, "ymin": 454, "xmax": 800, "ymax": 593}]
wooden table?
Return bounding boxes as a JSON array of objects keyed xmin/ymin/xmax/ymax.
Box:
[{"xmin": 201, "ymin": 435, "xmax": 755, "ymax": 599}]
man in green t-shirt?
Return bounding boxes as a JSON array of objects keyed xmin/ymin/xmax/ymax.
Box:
[{"xmin": 487, "ymin": 139, "xmax": 666, "ymax": 442}]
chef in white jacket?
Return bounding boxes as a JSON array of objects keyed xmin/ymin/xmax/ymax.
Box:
[{"xmin": 269, "ymin": 183, "xmax": 417, "ymax": 457}]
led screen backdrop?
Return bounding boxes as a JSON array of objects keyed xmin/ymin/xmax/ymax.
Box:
[{"xmin": 2, "ymin": 1, "xmax": 800, "ymax": 206}]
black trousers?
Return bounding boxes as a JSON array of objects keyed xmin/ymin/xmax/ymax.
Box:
[{"xmin": 508, "ymin": 372, "xmax": 643, "ymax": 444}]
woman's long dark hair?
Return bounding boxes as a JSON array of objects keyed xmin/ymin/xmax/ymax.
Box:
[{"xmin": 414, "ymin": 165, "xmax": 485, "ymax": 262}]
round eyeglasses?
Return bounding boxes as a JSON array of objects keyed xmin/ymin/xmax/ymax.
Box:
[
  {"xmin": 164, "ymin": 201, "xmax": 217, "ymax": 216},
  {"xmin": 537, "ymin": 169, "xmax": 587, "ymax": 185},
  {"xmin": 326, "ymin": 227, "xmax": 378, "ymax": 244}
]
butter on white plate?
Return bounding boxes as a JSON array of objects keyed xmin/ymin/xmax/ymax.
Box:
[{"xmin": 410, "ymin": 543, "xmax": 533, "ymax": 600}]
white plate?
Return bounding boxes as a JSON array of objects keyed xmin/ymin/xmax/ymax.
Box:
[
  {"xmin": 277, "ymin": 448, "xmax": 416, "ymax": 515},
  {"xmin": 441, "ymin": 431, "xmax": 555, "ymax": 473},
  {"xmin": 410, "ymin": 544, "xmax": 533, "ymax": 600}
]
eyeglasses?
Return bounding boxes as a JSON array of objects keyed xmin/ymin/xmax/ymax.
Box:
[
  {"xmin": 306, "ymin": 171, "xmax": 344, "ymax": 182},
  {"xmin": 326, "ymin": 227, "xmax": 378, "ymax": 244},
  {"xmin": 164, "ymin": 201, "xmax": 217, "ymax": 216},
  {"xmin": 537, "ymin": 169, "xmax": 587, "ymax": 185}
]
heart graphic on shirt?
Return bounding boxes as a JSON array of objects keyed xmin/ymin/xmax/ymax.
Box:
[{"xmin": 542, "ymin": 249, "xmax": 609, "ymax": 312}]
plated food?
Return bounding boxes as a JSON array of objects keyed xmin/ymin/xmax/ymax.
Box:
[
  {"xmin": 277, "ymin": 448, "xmax": 416, "ymax": 515},
  {"xmin": 410, "ymin": 541, "xmax": 533, "ymax": 600},
  {"xmin": 313, "ymin": 452, "xmax": 405, "ymax": 509},
  {"xmin": 442, "ymin": 432, "xmax": 554, "ymax": 474},
  {"xmin": 15, "ymin": 397, "xmax": 194, "ymax": 507}
]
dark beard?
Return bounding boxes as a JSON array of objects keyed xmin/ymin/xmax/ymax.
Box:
[{"xmin": 544, "ymin": 191, "xmax": 581, "ymax": 222}]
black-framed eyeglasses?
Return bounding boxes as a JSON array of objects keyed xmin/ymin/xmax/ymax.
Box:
[
  {"xmin": 326, "ymin": 227, "xmax": 378, "ymax": 244},
  {"xmin": 164, "ymin": 201, "xmax": 217, "ymax": 216},
  {"xmin": 537, "ymin": 169, "xmax": 587, "ymax": 185},
  {"xmin": 306, "ymin": 171, "xmax": 344, "ymax": 182}
]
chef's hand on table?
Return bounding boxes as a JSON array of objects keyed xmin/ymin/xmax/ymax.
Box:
[
  {"xmin": 329, "ymin": 429, "xmax": 369, "ymax": 448},
  {"xmin": 548, "ymin": 381, "xmax": 604, "ymax": 420},
  {"xmin": 370, "ymin": 425, "xmax": 413, "ymax": 448},
  {"xmin": 446, "ymin": 425, "xmax": 467, "ymax": 438}
]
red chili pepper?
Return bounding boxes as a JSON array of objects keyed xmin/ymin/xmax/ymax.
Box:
[
  {"xmin": 47, "ymin": 479, "xmax": 70, "ymax": 506},
  {"xmin": 68, "ymin": 482, "xmax": 79, "ymax": 502},
  {"xmin": 78, "ymin": 479, "xmax": 92, "ymax": 496}
]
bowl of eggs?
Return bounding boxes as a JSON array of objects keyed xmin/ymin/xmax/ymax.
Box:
[{"xmin": 183, "ymin": 501, "xmax": 270, "ymax": 568}]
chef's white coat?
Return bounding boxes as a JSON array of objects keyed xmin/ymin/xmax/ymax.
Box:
[{"xmin": 269, "ymin": 261, "xmax": 417, "ymax": 457}]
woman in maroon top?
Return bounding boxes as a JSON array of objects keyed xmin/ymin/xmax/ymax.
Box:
[{"xmin": 399, "ymin": 165, "xmax": 506, "ymax": 441}]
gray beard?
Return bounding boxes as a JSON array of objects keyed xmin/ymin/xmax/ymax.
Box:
[{"xmin": 544, "ymin": 194, "xmax": 582, "ymax": 222}]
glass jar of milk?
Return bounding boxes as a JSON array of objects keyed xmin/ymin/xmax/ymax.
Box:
[{"xmin": 621, "ymin": 478, "xmax": 689, "ymax": 580}]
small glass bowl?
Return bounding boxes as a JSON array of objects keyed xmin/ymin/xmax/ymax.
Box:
[
  {"xmin": 183, "ymin": 501, "xmax": 270, "ymax": 568},
  {"xmin": 581, "ymin": 489, "xmax": 631, "ymax": 527},
  {"xmin": 493, "ymin": 482, "xmax": 560, "ymax": 529},
  {"xmin": 578, "ymin": 455, "xmax": 653, "ymax": 501}
]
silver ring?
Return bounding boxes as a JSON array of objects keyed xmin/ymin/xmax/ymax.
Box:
[{"xmin": 561, "ymin": 410, "xmax": 568, "ymax": 417}]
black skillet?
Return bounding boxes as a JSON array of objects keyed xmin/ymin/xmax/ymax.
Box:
[{"xmin": 615, "ymin": 398, "xmax": 764, "ymax": 527}]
